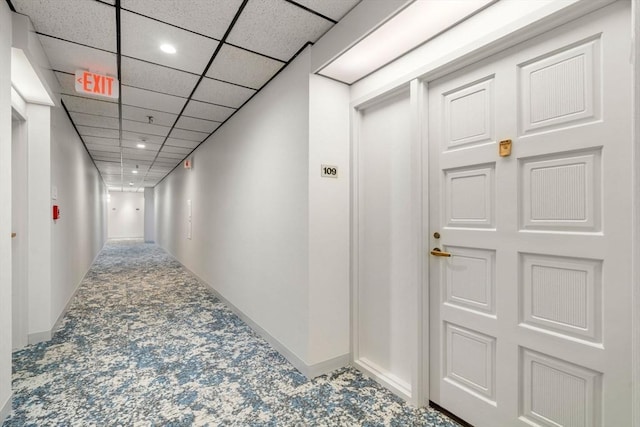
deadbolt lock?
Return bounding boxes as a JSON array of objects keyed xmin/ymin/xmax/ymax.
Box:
[{"xmin": 434, "ymin": 232, "xmax": 440, "ymax": 239}]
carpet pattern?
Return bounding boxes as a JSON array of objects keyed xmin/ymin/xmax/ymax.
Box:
[{"xmin": 3, "ymin": 241, "xmax": 461, "ymax": 426}]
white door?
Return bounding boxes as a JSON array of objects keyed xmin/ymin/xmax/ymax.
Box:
[{"xmin": 428, "ymin": 2, "xmax": 632, "ymax": 426}]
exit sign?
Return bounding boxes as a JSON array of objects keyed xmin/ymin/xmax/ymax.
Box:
[{"xmin": 75, "ymin": 70, "xmax": 119, "ymax": 99}]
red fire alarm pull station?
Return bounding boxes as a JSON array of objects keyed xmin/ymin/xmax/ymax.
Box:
[{"xmin": 53, "ymin": 205, "xmax": 60, "ymax": 220}]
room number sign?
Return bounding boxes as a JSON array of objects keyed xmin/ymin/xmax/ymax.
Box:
[{"xmin": 321, "ymin": 165, "xmax": 338, "ymax": 178}]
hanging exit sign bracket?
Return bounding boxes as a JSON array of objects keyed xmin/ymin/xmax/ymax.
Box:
[{"xmin": 75, "ymin": 70, "xmax": 119, "ymax": 99}]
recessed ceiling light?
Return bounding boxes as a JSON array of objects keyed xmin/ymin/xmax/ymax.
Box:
[
  {"xmin": 129, "ymin": 182, "xmax": 134, "ymax": 186},
  {"xmin": 137, "ymin": 143, "xmax": 146, "ymax": 148},
  {"xmin": 132, "ymin": 170, "xmax": 138, "ymax": 174},
  {"xmin": 160, "ymin": 44, "xmax": 176, "ymax": 54}
]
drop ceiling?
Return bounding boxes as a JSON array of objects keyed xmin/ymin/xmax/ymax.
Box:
[{"xmin": 9, "ymin": 0, "xmax": 360, "ymax": 192}]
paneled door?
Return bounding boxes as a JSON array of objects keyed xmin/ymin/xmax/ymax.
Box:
[{"xmin": 428, "ymin": 2, "xmax": 632, "ymax": 426}]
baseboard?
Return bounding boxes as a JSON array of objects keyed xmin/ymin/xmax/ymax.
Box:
[
  {"xmin": 0, "ymin": 393, "xmax": 11, "ymax": 423},
  {"xmin": 27, "ymin": 330, "xmax": 51, "ymax": 345},
  {"xmin": 169, "ymin": 254, "xmax": 349, "ymax": 379},
  {"xmin": 305, "ymin": 353, "xmax": 351, "ymax": 378},
  {"xmin": 28, "ymin": 244, "xmax": 104, "ymax": 346},
  {"xmin": 354, "ymin": 357, "xmax": 413, "ymax": 403}
]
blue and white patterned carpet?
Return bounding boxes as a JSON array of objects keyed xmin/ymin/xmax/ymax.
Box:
[{"xmin": 3, "ymin": 241, "xmax": 461, "ymax": 426}]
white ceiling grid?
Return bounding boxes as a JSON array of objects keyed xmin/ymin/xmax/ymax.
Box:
[{"xmin": 10, "ymin": 0, "xmax": 360, "ymax": 191}]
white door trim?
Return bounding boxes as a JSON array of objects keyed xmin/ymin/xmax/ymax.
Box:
[
  {"xmin": 350, "ymin": 83, "xmax": 420, "ymax": 404},
  {"xmin": 350, "ymin": 1, "xmax": 639, "ymax": 419},
  {"xmin": 631, "ymin": 1, "xmax": 640, "ymax": 425}
]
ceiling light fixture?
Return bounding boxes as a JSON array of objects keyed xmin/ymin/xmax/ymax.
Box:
[
  {"xmin": 319, "ymin": 0, "xmax": 494, "ymax": 84},
  {"xmin": 132, "ymin": 170, "xmax": 138, "ymax": 174},
  {"xmin": 160, "ymin": 44, "xmax": 176, "ymax": 54},
  {"xmin": 129, "ymin": 182, "xmax": 134, "ymax": 186},
  {"xmin": 137, "ymin": 143, "xmax": 146, "ymax": 149}
]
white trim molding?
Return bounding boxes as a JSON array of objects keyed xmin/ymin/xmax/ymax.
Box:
[
  {"xmin": 174, "ymin": 257, "xmax": 349, "ymax": 379},
  {"xmin": 27, "ymin": 245, "xmax": 105, "ymax": 347},
  {"xmin": 350, "ymin": 83, "xmax": 422, "ymax": 405},
  {"xmin": 0, "ymin": 393, "xmax": 11, "ymax": 423},
  {"xmin": 631, "ymin": 0, "xmax": 640, "ymax": 424}
]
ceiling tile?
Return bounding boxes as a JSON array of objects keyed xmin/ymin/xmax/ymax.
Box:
[
  {"xmin": 175, "ymin": 116, "xmax": 220, "ymax": 133},
  {"xmin": 87, "ymin": 144, "xmax": 120, "ymax": 153},
  {"xmin": 206, "ymin": 44, "xmax": 283, "ymax": 90},
  {"xmin": 62, "ymin": 95, "xmax": 118, "ymax": 118},
  {"xmin": 160, "ymin": 145, "xmax": 192, "ymax": 155},
  {"xmin": 70, "ymin": 112, "xmax": 119, "ymax": 129},
  {"xmin": 40, "ymin": 35, "xmax": 117, "ymax": 76},
  {"xmin": 77, "ymin": 126, "xmax": 119, "ymax": 139},
  {"xmin": 121, "ymin": 140, "xmax": 161, "ymax": 151},
  {"xmin": 83, "ymin": 136, "xmax": 119, "ymax": 146},
  {"xmin": 13, "ymin": 0, "xmax": 117, "ymax": 52},
  {"xmin": 121, "ymin": 57, "xmax": 199, "ymax": 98},
  {"xmin": 166, "ymin": 138, "xmax": 199, "ymax": 149},
  {"xmin": 122, "ymin": 131, "xmax": 165, "ymax": 145},
  {"xmin": 121, "ymin": 0, "xmax": 242, "ymax": 40},
  {"xmin": 227, "ymin": 0, "xmax": 332, "ymax": 61},
  {"xmin": 183, "ymin": 100, "xmax": 235, "ymax": 122},
  {"xmin": 150, "ymin": 165, "xmax": 173, "ymax": 173},
  {"xmin": 122, "ymin": 148, "xmax": 157, "ymax": 159},
  {"xmin": 122, "ymin": 105, "xmax": 177, "ymax": 127},
  {"xmin": 121, "ymin": 10, "xmax": 219, "ymax": 74},
  {"xmin": 55, "ymin": 72, "xmax": 78, "ymax": 96},
  {"xmin": 95, "ymin": 160, "xmax": 119, "ymax": 168},
  {"xmin": 293, "ymin": 0, "xmax": 360, "ymax": 21},
  {"xmin": 92, "ymin": 151, "xmax": 121, "ymax": 160},
  {"xmin": 122, "ymin": 120, "xmax": 171, "ymax": 138},
  {"xmin": 121, "ymin": 86, "xmax": 186, "ymax": 114},
  {"xmin": 192, "ymin": 78, "xmax": 255, "ymax": 108},
  {"xmin": 152, "ymin": 160, "xmax": 178, "ymax": 168},
  {"xmin": 158, "ymin": 150, "xmax": 186, "ymax": 160},
  {"xmin": 169, "ymin": 128, "xmax": 208, "ymax": 142}
]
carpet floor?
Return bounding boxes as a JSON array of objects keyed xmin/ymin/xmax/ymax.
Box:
[{"xmin": 3, "ymin": 241, "xmax": 461, "ymax": 426}]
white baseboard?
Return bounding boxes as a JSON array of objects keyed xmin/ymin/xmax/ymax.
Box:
[
  {"xmin": 0, "ymin": 393, "xmax": 11, "ymax": 423},
  {"xmin": 354, "ymin": 357, "xmax": 413, "ymax": 403},
  {"xmin": 306, "ymin": 353, "xmax": 351, "ymax": 378},
  {"xmin": 28, "ymin": 245, "xmax": 104, "ymax": 346},
  {"xmin": 172, "ymin": 256, "xmax": 350, "ymax": 379},
  {"xmin": 27, "ymin": 329, "xmax": 51, "ymax": 345}
]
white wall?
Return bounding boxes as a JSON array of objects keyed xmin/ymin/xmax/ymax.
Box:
[
  {"xmin": 144, "ymin": 187, "xmax": 154, "ymax": 242},
  {"xmin": 307, "ymin": 75, "xmax": 350, "ymax": 366},
  {"xmin": 108, "ymin": 191, "xmax": 144, "ymax": 239},
  {"xmin": 156, "ymin": 49, "xmax": 312, "ymax": 366},
  {"xmin": 0, "ymin": 1, "xmax": 12, "ymax": 421},
  {"xmin": 11, "ymin": 13, "xmax": 107, "ymax": 343},
  {"xmin": 50, "ymin": 101, "xmax": 107, "ymax": 329},
  {"xmin": 155, "ymin": 49, "xmax": 352, "ymax": 375},
  {"xmin": 26, "ymin": 103, "xmax": 52, "ymax": 339}
]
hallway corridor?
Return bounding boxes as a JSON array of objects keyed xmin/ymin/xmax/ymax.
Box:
[{"xmin": 3, "ymin": 242, "xmax": 459, "ymax": 426}]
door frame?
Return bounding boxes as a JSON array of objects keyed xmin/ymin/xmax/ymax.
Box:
[
  {"xmin": 631, "ymin": 2, "xmax": 640, "ymax": 425},
  {"xmin": 349, "ymin": 0, "xmax": 639, "ymax": 416},
  {"xmin": 350, "ymin": 83, "xmax": 424, "ymax": 405},
  {"xmin": 11, "ymin": 89, "xmax": 28, "ymax": 350}
]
